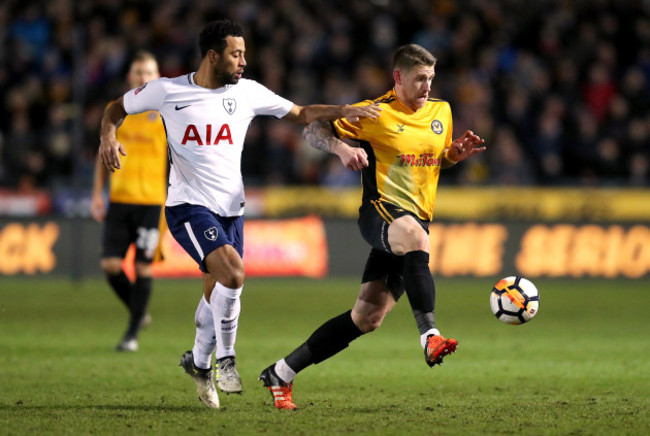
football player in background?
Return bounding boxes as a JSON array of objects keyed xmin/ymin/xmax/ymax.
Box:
[
  {"xmin": 98, "ymin": 19, "xmax": 380, "ymax": 408},
  {"xmin": 260, "ymin": 44, "xmax": 486, "ymax": 409},
  {"xmin": 91, "ymin": 51, "xmax": 167, "ymax": 353}
]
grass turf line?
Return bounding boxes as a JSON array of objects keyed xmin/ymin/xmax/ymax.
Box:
[{"xmin": 0, "ymin": 277, "xmax": 649, "ymax": 435}]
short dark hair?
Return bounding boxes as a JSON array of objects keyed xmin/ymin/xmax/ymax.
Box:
[
  {"xmin": 199, "ymin": 19, "xmax": 245, "ymax": 58},
  {"xmin": 392, "ymin": 44, "xmax": 437, "ymax": 71}
]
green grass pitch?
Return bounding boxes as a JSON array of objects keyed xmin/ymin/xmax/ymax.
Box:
[{"xmin": 1, "ymin": 276, "xmax": 649, "ymax": 435}]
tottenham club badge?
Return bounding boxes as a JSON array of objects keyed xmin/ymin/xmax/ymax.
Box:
[
  {"xmin": 204, "ymin": 227, "xmax": 218, "ymax": 241},
  {"xmin": 431, "ymin": 119, "xmax": 443, "ymax": 135},
  {"xmin": 223, "ymin": 98, "xmax": 236, "ymax": 115}
]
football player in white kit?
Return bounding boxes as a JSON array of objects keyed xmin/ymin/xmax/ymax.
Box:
[{"xmin": 98, "ymin": 19, "xmax": 380, "ymax": 408}]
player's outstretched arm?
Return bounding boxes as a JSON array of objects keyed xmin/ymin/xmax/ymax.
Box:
[
  {"xmin": 303, "ymin": 120, "xmax": 368, "ymax": 171},
  {"xmin": 285, "ymin": 103, "xmax": 381, "ymax": 125},
  {"xmin": 99, "ymin": 97, "xmax": 128, "ymax": 172},
  {"xmin": 442, "ymin": 130, "xmax": 486, "ymax": 168}
]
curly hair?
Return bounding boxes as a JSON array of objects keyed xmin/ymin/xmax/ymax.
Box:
[{"xmin": 199, "ymin": 19, "xmax": 245, "ymax": 57}]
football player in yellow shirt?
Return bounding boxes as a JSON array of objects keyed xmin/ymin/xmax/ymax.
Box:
[
  {"xmin": 91, "ymin": 51, "xmax": 167, "ymax": 352},
  {"xmin": 260, "ymin": 44, "xmax": 486, "ymax": 409}
]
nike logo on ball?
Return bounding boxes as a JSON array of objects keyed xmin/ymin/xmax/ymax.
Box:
[{"xmin": 175, "ymin": 104, "xmax": 191, "ymax": 110}]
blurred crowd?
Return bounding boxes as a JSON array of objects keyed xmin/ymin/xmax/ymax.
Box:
[{"xmin": 1, "ymin": 0, "xmax": 649, "ymax": 191}]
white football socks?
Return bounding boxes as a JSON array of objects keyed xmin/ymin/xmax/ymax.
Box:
[
  {"xmin": 420, "ymin": 328, "xmax": 441, "ymax": 348},
  {"xmin": 192, "ymin": 295, "xmax": 216, "ymax": 369},
  {"xmin": 210, "ymin": 282, "xmax": 243, "ymax": 360}
]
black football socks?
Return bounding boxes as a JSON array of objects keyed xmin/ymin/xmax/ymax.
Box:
[
  {"xmin": 403, "ymin": 250, "xmax": 437, "ymax": 334},
  {"xmin": 125, "ymin": 276, "xmax": 152, "ymax": 338},
  {"xmin": 107, "ymin": 270, "xmax": 133, "ymax": 308},
  {"xmin": 284, "ymin": 310, "xmax": 363, "ymax": 373}
]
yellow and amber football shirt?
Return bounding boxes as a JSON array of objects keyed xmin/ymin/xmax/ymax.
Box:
[
  {"xmin": 332, "ymin": 89, "xmax": 453, "ymax": 221},
  {"xmin": 111, "ymin": 110, "xmax": 168, "ymax": 205}
]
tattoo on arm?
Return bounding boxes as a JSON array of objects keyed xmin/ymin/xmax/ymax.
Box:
[{"xmin": 303, "ymin": 120, "xmax": 342, "ymax": 154}]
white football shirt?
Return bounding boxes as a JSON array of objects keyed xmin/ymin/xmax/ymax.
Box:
[{"xmin": 123, "ymin": 74, "xmax": 294, "ymax": 216}]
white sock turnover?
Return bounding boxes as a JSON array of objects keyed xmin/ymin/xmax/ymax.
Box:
[
  {"xmin": 274, "ymin": 359, "xmax": 296, "ymax": 384},
  {"xmin": 420, "ymin": 328, "xmax": 441, "ymax": 348}
]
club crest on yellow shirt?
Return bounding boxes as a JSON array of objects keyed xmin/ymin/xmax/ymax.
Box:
[{"xmin": 431, "ymin": 119, "xmax": 443, "ymax": 134}]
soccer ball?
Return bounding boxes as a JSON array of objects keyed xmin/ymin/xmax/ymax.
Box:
[{"xmin": 490, "ymin": 276, "xmax": 539, "ymax": 325}]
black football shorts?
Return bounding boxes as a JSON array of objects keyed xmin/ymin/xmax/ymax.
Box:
[
  {"xmin": 357, "ymin": 200, "xmax": 430, "ymax": 300},
  {"xmin": 102, "ymin": 202, "xmax": 162, "ymax": 262},
  {"xmin": 357, "ymin": 199, "xmax": 429, "ymax": 253}
]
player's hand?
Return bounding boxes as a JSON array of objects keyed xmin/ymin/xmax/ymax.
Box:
[
  {"xmin": 99, "ymin": 135, "xmax": 126, "ymax": 172},
  {"xmin": 90, "ymin": 194, "xmax": 106, "ymax": 222},
  {"xmin": 446, "ymin": 130, "xmax": 486, "ymax": 163},
  {"xmin": 343, "ymin": 103, "xmax": 381, "ymax": 123},
  {"xmin": 337, "ymin": 144, "xmax": 368, "ymax": 171}
]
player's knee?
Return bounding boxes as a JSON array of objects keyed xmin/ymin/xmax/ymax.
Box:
[
  {"xmin": 402, "ymin": 223, "xmax": 429, "ymax": 251},
  {"xmin": 221, "ymin": 265, "xmax": 245, "ymax": 289},
  {"xmin": 134, "ymin": 262, "xmax": 152, "ymax": 278},
  {"xmin": 354, "ymin": 311, "xmax": 385, "ymax": 333},
  {"xmin": 407, "ymin": 231, "xmax": 429, "ymax": 253},
  {"xmin": 390, "ymin": 223, "xmax": 429, "ymax": 254},
  {"xmin": 204, "ymin": 246, "xmax": 245, "ymax": 289},
  {"xmin": 101, "ymin": 258, "xmax": 123, "ymax": 276}
]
